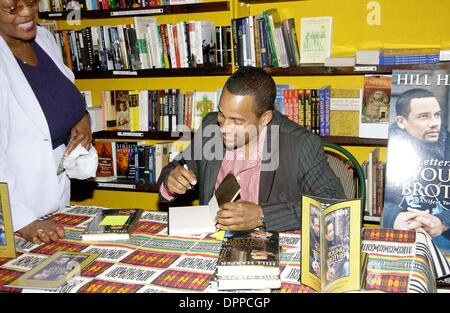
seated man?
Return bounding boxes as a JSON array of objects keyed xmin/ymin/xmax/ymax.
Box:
[{"xmin": 158, "ymin": 66, "xmax": 345, "ymax": 231}]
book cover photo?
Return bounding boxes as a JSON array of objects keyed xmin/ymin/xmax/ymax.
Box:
[
  {"xmin": 7, "ymin": 251, "xmax": 99, "ymax": 290},
  {"xmin": 381, "ymin": 68, "xmax": 450, "ymax": 256},
  {"xmin": 0, "ymin": 183, "xmax": 16, "ymax": 259},
  {"xmin": 216, "ymin": 230, "xmax": 280, "ymax": 277},
  {"xmin": 359, "ymin": 75, "xmax": 392, "ymax": 139}
]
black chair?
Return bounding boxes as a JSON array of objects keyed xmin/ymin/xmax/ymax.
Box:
[{"xmin": 322, "ymin": 142, "xmax": 366, "ymax": 216}]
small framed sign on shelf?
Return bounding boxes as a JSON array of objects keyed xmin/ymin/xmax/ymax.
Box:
[{"xmin": 0, "ymin": 182, "xmax": 16, "ymax": 259}]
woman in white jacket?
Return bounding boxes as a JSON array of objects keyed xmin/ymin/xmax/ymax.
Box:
[{"xmin": 0, "ymin": 0, "xmax": 91, "ymax": 244}]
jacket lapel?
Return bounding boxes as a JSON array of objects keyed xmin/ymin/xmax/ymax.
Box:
[
  {"xmin": 259, "ymin": 112, "xmax": 281, "ymax": 204},
  {"xmin": 202, "ymin": 132, "xmax": 225, "ymax": 203}
]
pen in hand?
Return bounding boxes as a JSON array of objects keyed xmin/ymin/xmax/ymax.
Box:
[
  {"xmin": 179, "ymin": 157, "xmax": 197, "ymax": 189},
  {"xmin": 179, "ymin": 157, "xmax": 189, "ymax": 171}
]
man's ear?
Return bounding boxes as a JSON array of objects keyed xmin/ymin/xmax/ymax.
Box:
[
  {"xmin": 260, "ymin": 110, "xmax": 273, "ymax": 126},
  {"xmin": 396, "ymin": 116, "xmax": 407, "ymax": 129}
]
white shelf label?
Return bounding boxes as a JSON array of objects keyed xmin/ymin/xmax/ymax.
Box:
[
  {"xmin": 354, "ymin": 66, "xmax": 378, "ymax": 72},
  {"xmin": 117, "ymin": 132, "xmax": 144, "ymax": 137},
  {"xmin": 110, "ymin": 8, "xmax": 163, "ymax": 16},
  {"xmin": 97, "ymin": 183, "xmax": 136, "ymax": 189},
  {"xmin": 112, "ymin": 70, "xmax": 138, "ymax": 76},
  {"xmin": 48, "ymin": 13, "xmax": 63, "ymax": 17},
  {"xmin": 364, "ymin": 215, "xmax": 381, "ymax": 222}
]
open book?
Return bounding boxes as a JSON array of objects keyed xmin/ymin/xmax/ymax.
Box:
[
  {"xmin": 168, "ymin": 173, "xmax": 240, "ymax": 236},
  {"xmin": 301, "ymin": 195, "xmax": 362, "ymax": 293}
]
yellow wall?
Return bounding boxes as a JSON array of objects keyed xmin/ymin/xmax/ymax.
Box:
[{"xmin": 65, "ymin": 0, "xmax": 447, "ymax": 209}]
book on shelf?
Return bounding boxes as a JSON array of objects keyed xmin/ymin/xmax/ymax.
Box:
[
  {"xmin": 324, "ymin": 55, "xmax": 356, "ymax": 67},
  {"xmin": 359, "ymin": 75, "xmax": 392, "ymax": 139},
  {"xmin": 274, "ymin": 84, "xmax": 292, "ymax": 114},
  {"xmin": 361, "ymin": 228, "xmax": 450, "ymax": 293},
  {"xmin": 191, "ymin": 91, "xmax": 218, "ymax": 131},
  {"xmin": 168, "ymin": 173, "xmax": 240, "ymax": 236},
  {"xmin": 82, "ymin": 208, "xmax": 143, "ymax": 241},
  {"xmin": 381, "ymin": 67, "xmax": 450, "ymax": 256},
  {"xmin": 356, "ymin": 49, "xmax": 381, "ymax": 65},
  {"xmin": 115, "ymin": 90, "xmax": 130, "ymax": 130},
  {"xmin": 216, "ymin": 230, "xmax": 280, "ymax": 283},
  {"xmin": 300, "ymin": 16, "xmax": 333, "ymax": 64},
  {"xmin": 366, "ymin": 147, "xmax": 379, "ymax": 217},
  {"xmin": 94, "ymin": 141, "xmax": 117, "ymax": 182},
  {"xmin": 440, "ymin": 50, "xmax": 450, "ymax": 62},
  {"xmin": 329, "ymin": 88, "xmax": 362, "ymax": 137},
  {"xmin": 7, "ymin": 251, "xmax": 99, "ymax": 290},
  {"xmin": 379, "ymin": 48, "xmax": 440, "ymax": 65},
  {"xmin": 0, "ymin": 183, "xmax": 16, "ymax": 259},
  {"xmin": 301, "ymin": 195, "xmax": 362, "ymax": 293},
  {"xmin": 115, "ymin": 141, "xmax": 140, "ymax": 179}
]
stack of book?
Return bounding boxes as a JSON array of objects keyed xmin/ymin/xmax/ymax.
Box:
[{"xmin": 212, "ymin": 230, "xmax": 281, "ymax": 290}]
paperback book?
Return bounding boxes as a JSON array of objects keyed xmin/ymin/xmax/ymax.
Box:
[{"xmin": 82, "ymin": 208, "xmax": 143, "ymax": 241}]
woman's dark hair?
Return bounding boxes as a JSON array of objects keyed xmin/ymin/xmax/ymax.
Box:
[{"xmin": 224, "ymin": 66, "xmax": 276, "ymax": 117}]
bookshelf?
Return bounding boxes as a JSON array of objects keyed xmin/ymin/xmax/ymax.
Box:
[
  {"xmin": 74, "ymin": 65, "xmax": 232, "ymax": 79},
  {"xmin": 264, "ymin": 63, "xmax": 450, "ymax": 77},
  {"xmin": 38, "ymin": 1, "xmax": 230, "ymax": 20},
  {"xmin": 37, "ymin": 0, "xmax": 450, "ymax": 213}
]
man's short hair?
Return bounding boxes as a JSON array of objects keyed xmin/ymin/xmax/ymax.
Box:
[
  {"xmin": 224, "ymin": 66, "xmax": 276, "ymax": 117},
  {"xmin": 396, "ymin": 89, "xmax": 436, "ymax": 118}
]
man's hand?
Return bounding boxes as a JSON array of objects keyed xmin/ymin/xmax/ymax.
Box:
[
  {"xmin": 165, "ymin": 165, "xmax": 197, "ymax": 195},
  {"xmin": 408, "ymin": 208, "xmax": 448, "ymax": 237},
  {"xmin": 393, "ymin": 210, "xmax": 424, "ymax": 231},
  {"xmin": 216, "ymin": 200, "xmax": 263, "ymax": 231},
  {"xmin": 65, "ymin": 113, "xmax": 92, "ymax": 156},
  {"xmin": 17, "ymin": 220, "xmax": 65, "ymax": 244}
]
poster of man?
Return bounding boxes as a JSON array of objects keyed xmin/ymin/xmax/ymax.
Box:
[
  {"xmin": 382, "ymin": 69, "xmax": 450, "ymax": 255},
  {"xmin": 309, "ymin": 205, "xmax": 321, "ymax": 277},
  {"xmin": 324, "ymin": 208, "xmax": 350, "ymax": 283}
]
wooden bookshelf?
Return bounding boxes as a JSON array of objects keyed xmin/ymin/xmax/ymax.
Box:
[
  {"xmin": 264, "ymin": 63, "xmax": 450, "ymax": 76},
  {"xmin": 38, "ymin": 1, "xmax": 230, "ymax": 20},
  {"xmin": 74, "ymin": 66, "xmax": 232, "ymax": 79}
]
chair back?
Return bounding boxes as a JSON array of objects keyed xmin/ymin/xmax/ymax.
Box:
[{"xmin": 322, "ymin": 142, "xmax": 366, "ymax": 214}]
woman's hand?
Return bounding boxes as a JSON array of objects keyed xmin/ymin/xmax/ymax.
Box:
[
  {"xmin": 17, "ymin": 220, "xmax": 65, "ymax": 244},
  {"xmin": 65, "ymin": 113, "xmax": 92, "ymax": 156}
]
